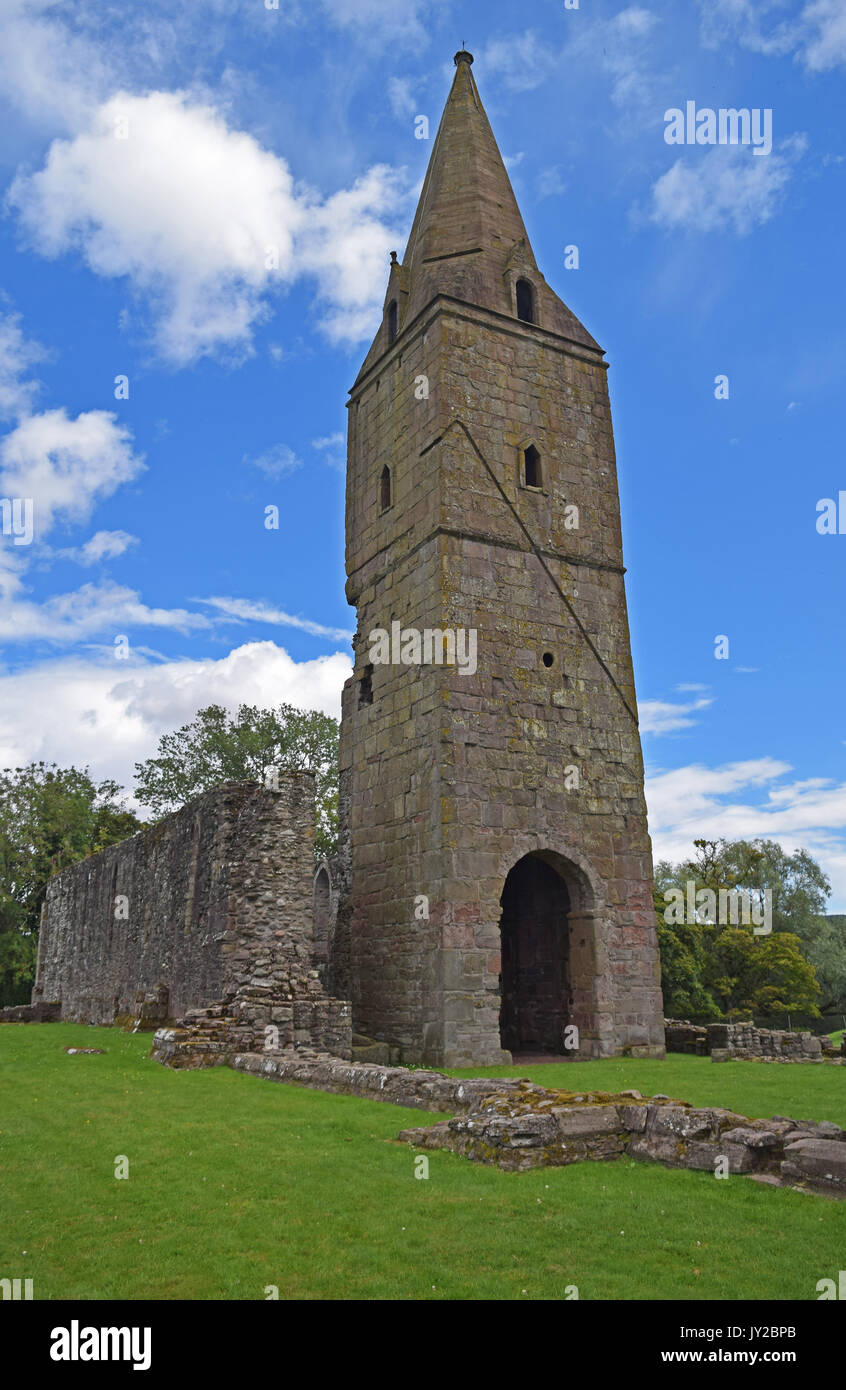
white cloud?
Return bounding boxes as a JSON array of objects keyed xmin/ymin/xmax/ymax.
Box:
[
  {"xmin": 536, "ymin": 166, "xmax": 566, "ymax": 200},
  {"xmin": 9, "ymin": 91, "xmax": 412, "ymax": 364},
  {"xmin": 197, "ymin": 595, "xmax": 352, "ymax": 643},
  {"xmin": 0, "ymin": 576, "xmax": 349, "ymax": 649},
  {"xmin": 319, "ymin": 0, "xmax": 444, "ymax": 45},
  {"xmin": 698, "ymin": 0, "xmax": 846, "ymax": 71},
  {"xmin": 0, "ymin": 407, "xmax": 144, "ymax": 539},
  {"xmin": 0, "ymin": 310, "xmax": 45, "ymax": 421},
  {"xmin": 296, "ymin": 163, "xmax": 413, "ymax": 346},
  {"xmin": 312, "ymin": 432, "xmax": 345, "ymax": 470},
  {"xmin": 246, "ymin": 444, "xmax": 302, "ymax": 479},
  {"xmin": 476, "ymin": 9, "xmax": 660, "ymax": 122},
  {"xmin": 640, "ymin": 694, "xmax": 714, "ymax": 734},
  {"xmin": 388, "ymin": 76, "xmax": 418, "ymax": 120},
  {"xmin": 646, "ymin": 756, "xmax": 846, "ymax": 908},
  {"xmin": 801, "ymin": 0, "xmax": 846, "ymax": 70},
  {"xmin": 0, "ymin": 580, "xmax": 209, "ymax": 644},
  {"xmin": 9, "ymin": 92, "xmax": 301, "ymax": 365},
  {"xmin": 699, "ymin": 0, "xmax": 796, "ymax": 56},
  {"xmin": 0, "ymin": 639, "xmax": 351, "ymax": 805},
  {"xmin": 595, "ymin": 5, "xmax": 661, "ymax": 109},
  {"xmin": 68, "ymin": 530, "xmax": 139, "ymax": 565},
  {"xmin": 566, "ymin": 6, "xmax": 661, "ymax": 112},
  {"xmin": 0, "ymin": 0, "xmax": 112, "ymax": 132},
  {"xmin": 477, "ymin": 31, "xmax": 559, "ymax": 94},
  {"xmin": 648, "ymin": 138, "xmax": 806, "ymax": 235}
]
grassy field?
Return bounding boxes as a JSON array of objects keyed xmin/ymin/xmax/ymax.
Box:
[{"xmin": 2, "ymin": 1022, "xmax": 844, "ymax": 1301}]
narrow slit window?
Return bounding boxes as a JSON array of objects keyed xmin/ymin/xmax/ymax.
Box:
[
  {"xmin": 380, "ymin": 464, "xmax": 392, "ymax": 511},
  {"xmin": 359, "ymin": 663, "xmax": 374, "ymax": 707},
  {"xmin": 387, "ymin": 299, "xmax": 398, "ymax": 343},
  {"xmin": 524, "ymin": 445, "xmax": 541, "ymax": 488},
  {"xmin": 516, "ymin": 278, "xmax": 535, "ymax": 324}
]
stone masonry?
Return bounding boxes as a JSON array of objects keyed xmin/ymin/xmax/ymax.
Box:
[
  {"xmin": 333, "ymin": 50, "xmax": 664, "ymax": 1066},
  {"xmin": 665, "ymin": 1018, "xmax": 844, "ymax": 1063},
  {"xmin": 30, "ymin": 775, "xmax": 351, "ymax": 1058}
]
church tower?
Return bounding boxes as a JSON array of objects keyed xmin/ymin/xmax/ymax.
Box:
[{"xmin": 333, "ymin": 51, "xmax": 665, "ymax": 1067}]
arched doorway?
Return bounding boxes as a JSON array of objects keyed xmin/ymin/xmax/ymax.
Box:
[{"xmin": 499, "ymin": 853, "xmax": 571, "ymax": 1054}]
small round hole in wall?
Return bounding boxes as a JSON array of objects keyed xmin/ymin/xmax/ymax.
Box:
[{"xmin": 542, "ymin": 652, "xmax": 554, "ymax": 668}]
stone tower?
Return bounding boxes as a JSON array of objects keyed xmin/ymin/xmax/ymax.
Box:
[{"xmin": 333, "ymin": 50, "xmax": 665, "ymax": 1067}]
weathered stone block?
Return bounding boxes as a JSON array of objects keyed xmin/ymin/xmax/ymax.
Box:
[
  {"xmin": 552, "ymin": 1104, "xmax": 622, "ymax": 1139},
  {"xmin": 781, "ymin": 1139, "xmax": 846, "ymax": 1191}
]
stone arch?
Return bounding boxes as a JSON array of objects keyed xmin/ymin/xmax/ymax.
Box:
[
  {"xmin": 515, "ymin": 277, "xmax": 536, "ymax": 324},
  {"xmin": 526, "ymin": 846, "xmax": 599, "ymax": 914},
  {"xmin": 522, "ymin": 442, "xmax": 542, "ymax": 489},
  {"xmin": 496, "ymin": 846, "xmax": 608, "ymax": 1058},
  {"xmin": 313, "ymin": 861, "xmax": 332, "ymax": 965},
  {"xmin": 386, "ymin": 299, "xmax": 398, "ymax": 344},
  {"xmin": 379, "ymin": 464, "xmax": 391, "ymax": 512}
]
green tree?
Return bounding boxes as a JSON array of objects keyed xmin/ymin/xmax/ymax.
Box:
[
  {"xmin": 709, "ymin": 928, "xmax": 821, "ymax": 1018},
  {"xmin": 134, "ymin": 703, "xmax": 339, "ymax": 860},
  {"xmin": 653, "ymin": 861, "xmax": 720, "ymax": 1020},
  {"xmin": 0, "ymin": 763, "xmax": 141, "ymax": 1006},
  {"xmin": 654, "ymin": 837, "xmax": 832, "ymax": 1022},
  {"xmin": 701, "ymin": 838, "xmax": 830, "ymax": 938},
  {"xmin": 803, "ymin": 914, "xmax": 846, "ymax": 1013}
]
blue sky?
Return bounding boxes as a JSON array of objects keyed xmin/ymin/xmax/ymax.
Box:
[{"xmin": 0, "ymin": 0, "xmax": 845, "ymax": 900}]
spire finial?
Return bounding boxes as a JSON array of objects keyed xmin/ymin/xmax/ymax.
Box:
[{"xmin": 454, "ymin": 47, "xmax": 473, "ymax": 66}]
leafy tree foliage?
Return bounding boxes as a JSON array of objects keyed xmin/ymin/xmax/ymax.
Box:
[
  {"xmin": 0, "ymin": 763, "xmax": 141, "ymax": 1006},
  {"xmin": 134, "ymin": 703, "xmax": 339, "ymax": 860},
  {"xmin": 803, "ymin": 914, "xmax": 846, "ymax": 1014},
  {"xmin": 708, "ymin": 928, "xmax": 820, "ymax": 1019},
  {"xmin": 655, "ymin": 838, "xmax": 831, "ymax": 1021}
]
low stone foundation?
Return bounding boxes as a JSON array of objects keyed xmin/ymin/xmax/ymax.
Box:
[
  {"xmin": 665, "ymin": 1018, "xmax": 844, "ymax": 1064},
  {"xmin": 228, "ymin": 1052, "xmax": 846, "ymax": 1197},
  {"xmin": 0, "ymin": 1001, "xmax": 61, "ymax": 1024},
  {"xmin": 231, "ymin": 1050, "xmax": 543, "ymax": 1111}
]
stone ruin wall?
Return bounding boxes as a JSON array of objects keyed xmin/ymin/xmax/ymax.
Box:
[
  {"xmin": 665, "ymin": 1018, "xmax": 845, "ymax": 1063},
  {"xmin": 30, "ymin": 775, "xmax": 351, "ymax": 1057}
]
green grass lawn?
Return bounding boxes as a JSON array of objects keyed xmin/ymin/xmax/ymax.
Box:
[{"xmin": 2, "ymin": 1023, "xmax": 844, "ymax": 1301}]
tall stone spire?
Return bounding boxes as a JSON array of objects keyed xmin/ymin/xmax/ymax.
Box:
[
  {"xmin": 336, "ymin": 48, "xmax": 664, "ymax": 1069},
  {"xmin": 357, "ymin": 49, "xmax": 598, "ymax": 381}
]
